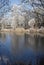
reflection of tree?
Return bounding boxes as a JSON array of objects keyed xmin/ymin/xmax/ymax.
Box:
[
  {"xmin": 40, "ymin": 36, "xmax": 44, "ymax": 49},
  {"xmin": 34, "ymin": 35, "xmax": 39, "ymax": 50},
  {"xmin": 11, "ymin": 34, "xmax": 19, "ymax": 54},
  {"xmin": 24, "ymin": 34, "xmax": 30, "ymax": 47},
  {"xmin": 0, "ymin": 33, "xmax": 2, "ymax": 38},
  {"xmin": 0, "ymin": 33, "xmax": 6, "ymax": 43},
  {"xmin": 11, "ymin": 34, "xmax": 25, "ymax": 56}
]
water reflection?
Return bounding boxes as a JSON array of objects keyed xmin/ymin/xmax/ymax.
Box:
[
  {"xmin": 0, "ymin": 32, "xmax": 44, "ymax": 65},
  {"xmin": 0, "ymin": 33, "xmax": 6, "ymax": 43}
]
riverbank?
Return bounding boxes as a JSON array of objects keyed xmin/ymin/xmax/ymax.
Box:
[{"xmin": 0, "ymin": 27, "xmax": 44, "ymax": 35}]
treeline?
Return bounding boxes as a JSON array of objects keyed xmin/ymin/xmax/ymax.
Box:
[{"xmin": 0, "ymin": 0, "xmax": 44, "ymax": 29}]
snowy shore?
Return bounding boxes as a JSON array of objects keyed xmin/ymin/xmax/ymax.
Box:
[{"xmin": 0, "ymin": 27, "xmax": 44, "ymax": 35}]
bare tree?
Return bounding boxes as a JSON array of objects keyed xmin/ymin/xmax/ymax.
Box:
[
  {"xmin": 21, "ymin": 0, "xmax": 44, "ymax": 28},
  {"xmin": 0, "ymin": 0, "xmax": 10, "ymax": 20}
]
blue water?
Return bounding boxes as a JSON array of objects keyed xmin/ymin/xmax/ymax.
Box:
[{"xmin": 0, "ymin": 32, "xmax": 44, "ymax": 65}]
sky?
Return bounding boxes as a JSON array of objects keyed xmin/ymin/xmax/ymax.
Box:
[
  {"xmin": 10, "ymin": 0, "xmax": 21, "ymax": 5},
  {"xmin": 10, "ymin": 0, "xmax": 32, "ymax": 10}
]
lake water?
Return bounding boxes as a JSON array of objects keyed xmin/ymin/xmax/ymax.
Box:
[{"xmin": 0, "ymin": 32, "xmax": 44, "ymax": 65}]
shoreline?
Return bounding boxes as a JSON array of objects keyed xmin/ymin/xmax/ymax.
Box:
[{"xmin": 0, "ymin": 28, "xmax": 44, "ymax": 35}]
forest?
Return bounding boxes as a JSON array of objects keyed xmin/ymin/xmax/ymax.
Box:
[{"xmin": 0, "ymin": 0, "xmax": 44, "ymax": 31}]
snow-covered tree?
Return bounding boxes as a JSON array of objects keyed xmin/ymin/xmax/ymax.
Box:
[{"xmin": 21, "ymin": 0, "xmax": 44, "ymax": 27}]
